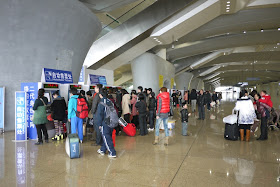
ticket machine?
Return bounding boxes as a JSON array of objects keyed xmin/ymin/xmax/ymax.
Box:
[
  {"xmin": 60, "ymin": 84, "xmax": 83, "ymax": 104},
  {"xmin": 41, "ymin": 83, "xmax": 60, "ymax": 106}
]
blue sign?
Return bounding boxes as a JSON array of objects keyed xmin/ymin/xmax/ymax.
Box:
[
  {"xmin": 0, "ymin": 87, "xmax": 4, "ymax": 130},
  {"xmin": 21, "ymin": 83, "xmax": 38, "ymax": 140},
  {"xmin": 79, "ymin": 66, "xmax": 84, "ymax": 83},
  {"xmin": 43, "ymin": 68, "xmax": 73, "ymax": 84},
  {"xmin": 89, "ymin": 74, "xmax": 107, "ymax": 86},
  {"xmin": 15, "ymin": 92, "xmax": 27, "ymax": 141}
]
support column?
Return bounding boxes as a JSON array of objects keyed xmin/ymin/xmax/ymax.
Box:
[
  {"xmin": 175, "ymin": 72, "xmax": 193, "ymax": 90},
  {"xmin": 0, "ymin": 0, "xmax": 101, "ymax": 131},
  {"xmin": 131, "ymin": 53, "xmax": 175, "ymax": 94},
  {"xmin": 190, "ymin": 78, "xmax": 201, "ymax": 90}
]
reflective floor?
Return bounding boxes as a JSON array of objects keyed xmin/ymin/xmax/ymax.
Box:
[{"xmin": 1, "ymin": 101, "xmax": 280, "ymax": 186}]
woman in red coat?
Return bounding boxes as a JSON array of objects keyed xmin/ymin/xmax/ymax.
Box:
[{"xmin": 153, "ymin": 87, "xmax": 170, "ymax": 146}]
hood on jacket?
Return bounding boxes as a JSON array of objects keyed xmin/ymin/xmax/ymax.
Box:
[{"xmin": 71, "ymin": 95, "xmax": 79, "ymax": 99}]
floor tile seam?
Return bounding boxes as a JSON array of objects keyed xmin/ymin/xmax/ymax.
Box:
[{"xmin": 168, "ymin": 118, "xmax": 207, "ymax": 186}]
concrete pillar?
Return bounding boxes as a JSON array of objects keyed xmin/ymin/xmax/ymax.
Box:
[
  {"xmin": 0, "ymin": 0, "xmax": 101, "ymax": 131},
  {"xmin": 197, "ymin": 79, "xmax": 204, "ymax": 90},
  {"xmin": 175, "ymin": 72, "xmax": 193, "ymax": 90},
  {"xmin": 131, "ymin": 53, "xmax": 175, "ymax": 95}
]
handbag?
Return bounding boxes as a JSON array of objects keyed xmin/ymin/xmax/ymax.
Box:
[{"xmin": 31, "ymin": 98, "xmax": 46, "ymax": 121}]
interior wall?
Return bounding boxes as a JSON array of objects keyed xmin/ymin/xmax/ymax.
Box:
[{"xmin": 0, "ymin": 0, "xmax": 101, "ymax": 131}]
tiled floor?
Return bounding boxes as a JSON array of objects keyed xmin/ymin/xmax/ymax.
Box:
[{"xmin": 1, "ymin": 101, "xmax": 280, "ymax": 186}]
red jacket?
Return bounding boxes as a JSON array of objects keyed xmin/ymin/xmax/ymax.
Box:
[
  {"xmin": 259, "ymin": 94, "xmax": 273, "ymax": 107},
  {"xmin": 157, "ymin": 92, "xmax": 170, "ymax": 113}
]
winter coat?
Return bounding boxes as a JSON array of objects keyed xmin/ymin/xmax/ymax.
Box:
[
  {"xmin": 259, "ymin": 94, "xmax": 273, "ymax": 107},
  {"xmin": 197, "ymin": 94, "xmax": 206, "ymax": 106},
  {"xmin": 122, "ymin": 94, "xmax": 131, "ymax": 116},
  {"xmin": 135, "ymin": 100, "xmax": 147, "ymax": 115},
  {"xmin": 68, "ymin": 95, "xmax": 79, "ymax": 119},
  {"xmin": 205, "ymin": 93, "xmax": 212, "ymax": 103},
  {"xmin": 91, "ymin": 93, "xmax": 101, "ymax": 115},
  {"xmin": 130, "ymin": 95, "xmax": 138, "ymax": 116},
  {"xmin": 96, "ymin": 97, "xmax": 112, "ymax": 128},
  {"xmin": 190, "ymin": 91, "xmax": 197, "ymax": 100},
  {"xmin": 180, "ymin": 108, "xmax": 189, "ymax": 122},
  {"xmin": 234, "ymin": 96, "xmax": 256, "ymax": 125},
  {"xmin": 148, "ymin": 97, "xmax": 156, "ymax": 111},
  {"xmin": 50, "ymin": 97, "xmax": 67, "ymax": 121},
  {"xmin": 256, "ymin": 100, "xmax": 271, "ymax": 118},
  {"xmin": 33, "ymin": 97, "xmax": 48, "ymax": 125},
  {"xmin": 157, "ymin": 92, "xmax": 170, "ymax": 114},
  {"xmin": 212, "ymin": 93, "xmax": 218, "ymax": 101}
]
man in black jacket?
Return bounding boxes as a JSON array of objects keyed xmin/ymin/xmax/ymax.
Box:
[
  {"xmin": 197, "ymin": 89, "xmax": 206, "ymax": 120},
  {"xmin": 148, "ymin": 92, "xmax": 156, "ymax": 131},
  {"xmin": 91, "ymin": 84, "xmax": 103, "ymax": 146},
  {"xmin": 205, "ymin": 91, "xmax": 212, "ymax": 111},
  {"xmin": 190, "ymin": 89, "xmax": 197, "ymax": 112}
]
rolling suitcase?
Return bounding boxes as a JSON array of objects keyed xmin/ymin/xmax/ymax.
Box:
[
  {"xmin": 224, "ymin": 123, "xmax": 239, "ymax": 141},
  {"xmin": 65, "ymin": 134, "xmax": 80, "ymax": 159}
]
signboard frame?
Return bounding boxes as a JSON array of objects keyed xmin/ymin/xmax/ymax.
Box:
[
  {"xmin": 14, "ymin": 91, "xmax": 27, "ymax": 141},
  {"xmin": 0, "ymin": 87, "xmax": 4, "ymax": 133}
]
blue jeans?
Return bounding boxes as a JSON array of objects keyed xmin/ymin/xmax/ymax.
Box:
[
  {"xmin": 101, "ymin": 125, "xmax": 116, "ymax": 156},
  {"xmin": 155, "ymin": 117, "xmax": 169, "ymax": 137},
  {"xmin": 182, "ymin": 122, "xmax": 188, "ymax": 136},
  {"xmin": 71, "ymin": 116, "xmax": 83, "ymax": 141}
]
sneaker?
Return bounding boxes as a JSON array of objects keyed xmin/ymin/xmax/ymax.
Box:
[
  {"xmin": 80, "ymin": 140, "xmax": 83, "ymax": 144},
  {"xmin": 60, "ymin": 134, "xmax": 64, "ymax": 140},
  {"xmin": 52, "ymin": 135, "xmax": 59, "ymax": 141},
  {"xmin": 108, "ymin": 154, "xmax": 116, "ymax": 158},
  {"xmin": 97, "ymin": 149, "xmax": 105, "ymax": 156},
  {"xmin": 150, "ymin": 128, "xmax": 154, "ymax": 131}
]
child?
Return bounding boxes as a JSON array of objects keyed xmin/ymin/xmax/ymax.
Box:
[
  {"xmin": 180, "ymin": 102, "xmax": 191, "ymax": 136},
  {"xmin": 259, "ymin": 90, "xmax": 273, "ymax": 107},
  {"xmin": 135, "ymin": 93, "xmax": 148, "ymax": 136}
]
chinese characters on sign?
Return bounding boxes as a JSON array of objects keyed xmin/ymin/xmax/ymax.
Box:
[
  {"xmin": 44, "ymin": 68, "xmax": 73, "ymax": 84},
  {"xmin": 88, "ymin": 74, "xmax": 107, "ymax": 86},
  {"xmin": 15, "ymin": 92, "xmax": 27, "ymax": 141},
  {"xmin": 21, "ymin": 83, "xmax": 38, "ymax": 140}
]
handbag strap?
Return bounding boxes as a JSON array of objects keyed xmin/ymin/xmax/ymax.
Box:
[{"xmin": 40, "ymin": 98, "xmax": 46, "ymax": 106}]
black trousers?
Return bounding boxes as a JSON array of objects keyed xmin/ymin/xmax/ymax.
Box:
[
  {"xmin": 198, "ymin": 105, "xmax": 205, "ymax": 120},
  {"xmin": 132, "ymin": 115, "xmax": 139, "ymax": 129},
  {"xmin": 124, "ymin": 114, "xmax": 130, "ymax": 123},
  {"xmin": 36, "ymin": 124, "xmax": 48, "ymax": 142},
  {"xmin": 149, "ymin": 110, "xmax": 155, "ymax": 129},
  {"xmin": 260, "ymin": 117, "xmax": 268, "ymax": 139},
  {"xmin": 139, "ymin": 114, "xmax": 147, "ymax": 136}
]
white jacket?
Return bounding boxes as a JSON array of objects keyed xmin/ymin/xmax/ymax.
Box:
[
  {"xmin": 122, "ymin": 94, "xmax": 131, "ymax": 116},
  {"xmin": 234, "ymin": 96, "xmax": 256, "ymax": 125}
]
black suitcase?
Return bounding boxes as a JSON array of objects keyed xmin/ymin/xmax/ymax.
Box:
[{"xmin": 224, "ymin": 123, "xmax": 239, "ymax": 141}]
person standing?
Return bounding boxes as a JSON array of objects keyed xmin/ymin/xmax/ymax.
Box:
[
  {"xmin": 184, "ymin": 91, "xmax": 189, "ymax": 104},
  {"xmin": 171, "ymin": 90, "xmax": 178, "ymax": 107},
  {"xmin": 197, "ymin": 89, "xmax": 206, "ymax": 120},
  {"xmin": 33, "ymin": 88, "xmax": 49, "ymax": 145},
  {"xmin": 153, "ymin": 87, "xmax": 170, "ymax": 146},
  {"xmin": 180, "ymin": 102, "xmax": 191, "ymax": 136},
  {"xmin": 136, "ymin": 94, "xmax": 148, "ymax": 136},
  {"xmin": 96, "ymin": 88, "xmax": 117, "ymax": 158},
  {"xmin": 148, "ymin": 92, "xmax": 156, "ymax": 132},
  {"xmin": 190, "ymin": 89, "xmax": 197, "ymax": 113},
  {"xmin": 254, "ymin": 93, "xmax": 271, "ymax": 141},
  {"xmin": 178, "ymin": 91, "xmax": 182, "ymax": 106},
  {"xmin": 130, "ymin": 91, "xmax": 139, "ymax": 129},
  {"xmin": 121, "ymin": 89, "xmax": 131, "ymax": 123},
  {"xmin": 234, "ymin": 90, "xmax": 256, "ymax": 142},
  {"xmin": 212, "ymin": 91, "xmax": 218, "ymax": 104},
  {"xmin": 91, "ymin": 84, "xmax": 103, "ymax": 146},
  {"xmin": 51, "ymin": 91, "xmax": 67, "ymax": 141},
  {"xmin": 68, "ymin": 88, "xmax": 83, "ymax": 143},
  {"xmin": 205, "ymin": 91, "xmax": 212, "ymax": 111}
]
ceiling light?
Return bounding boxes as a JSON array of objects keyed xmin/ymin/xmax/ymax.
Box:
[
  {"xmin": 243, "ymin": 31, "xmax": 246, "ymax": 34},
  {"xmin": 226, "ymin": 7, "xmax": 230, "ymax": 9},
  {"xmin": 261, "ymin": 29, "xmax": 264, "ymax": 32},
  {"xmin": 153, "ymin": 38, "xmax": 157, "ymax": 40},
  {"xmin": 227, "ymin": 4, "xmax": 230, "ymax": 6},
  {"xmin": 277, "ymin": 43, "xmax": 280, "ymax": 45},
  {"xmin": 278, "ymin": 28, "xmax": 280, "ymax": 31},
  {"xmin": 227, "ymin": 1, "xmax": 230, "ymax": 3},
  {"xmin": 172, "ymin": 44, "xmax": 175, "ymax": 49},
  {"xmin": 226, "ymin": 10, "xmax": 230, "ymax": 12}
]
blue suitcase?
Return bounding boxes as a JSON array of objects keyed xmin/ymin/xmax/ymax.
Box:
[{"xmin": 65, "ymin": 134, "xmax": 80, "ymax": 159}]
